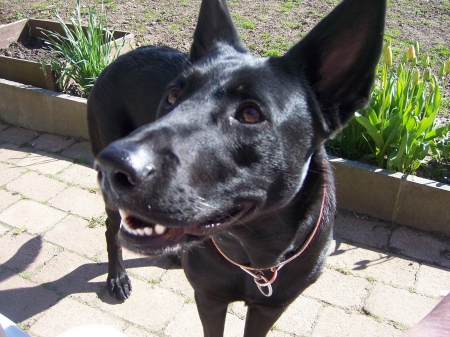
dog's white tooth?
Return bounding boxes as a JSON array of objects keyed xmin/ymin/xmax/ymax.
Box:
[
  {"xmin": 121, "ymin": 220, "xmax": 131, "ymax": 232},
  {"xmin": 118, "ymin": 208, "xmax": 128, "ymax": 220},
  {"xmin": 136, "ymin": 228, "xmax": 145, "ymax": 236},
  {"xmin": 144, "ymin": 227, "xmax": 153, "ymax": 236},
  {"xmin": 154, "ymin": 224, "xmax": 166, "ymax": 235}
]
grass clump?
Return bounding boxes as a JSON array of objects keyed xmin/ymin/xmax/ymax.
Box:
[{"xmin": 40, "ymin": 0, "xmax": 125, "ymax": 97}]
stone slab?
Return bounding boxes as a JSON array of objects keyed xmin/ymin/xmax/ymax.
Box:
[
  {"xmin": 29, "ymin": 297, "xmax": 128, "ymax": 337},
  {"xmin": 15, "ymin": 151, "xmax": 72, "ymax": 175},
  {"xmin": 49, "ymin": 186, "xmax": 104, "ymax": 219},
  {"xmin": 0, "ymin": 199, "xmax": 67, "ymax": 234},
  {"xmin": 364, "ymin": 283, "xmax": 440, "ymax": 327},
  {"xmin": 56, "ymin": 163, "xmax": 98, "ymax": 190},
  {"xmin": 6, "ymin": 171, "xmax": 67, "ymax": 202},
  {"xmin": 91, "ymin": 277, "xmax": 185, "ymax": 331},
  {"xmin": 0, "ymin": 126, "xmax": 38, "ymax": 145},
  {"xmin": 275, "ymin": 295, "xmax": 323, "ymax": 335},
  {"xmin": 416, "ymin": 264, "xmax": 450, "ymax": 298},
  {"xmin": 29, "ymin": 133, "xmax": 76, "ymax": 153},
  {"xmin": 327, "ymin": 241, "xmax": 419, "ymax": 288},
  {"xmin": 44, "ymin": 215, "xmax": 106, "ymax": 258},
  {"xmin": 0, "ymin": 231, "xmax": 59, "ymax": 274},
  {"xmin": 312, "ymin": 306, "xmax": 401, "ymax": 337},
  {"xmin": 0, "ymin": 189, "xmax": 20, "ymax": 211},
  {"xmin": 302, "ymin": 268, "xmax": 370, "ymax": 309},
  {"xmin": 390, "ymin": 227, "xmax": 450, "ymax": 269},
  {"xmin": 0, "ymin": 268, "xmax": 59, "ymax": 325},
  {"xmin": 0, "ymin": 143, "xmax": 29, "ymax": 163},
  {"xmin": 61, "ymin": 141, "xmax": 95, "ymax": 165},
  {"xmin": 0, "ymin": 162, "xmax": 26, "ymax": 186},
  {"xmin": 333, "ymin": 210, "xmax": 391, "ymax": 249}
]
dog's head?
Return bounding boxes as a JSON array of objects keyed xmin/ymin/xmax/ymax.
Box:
[{"xmin": 95, "ymin": 0, "xmax": 386, "ymax": 254}]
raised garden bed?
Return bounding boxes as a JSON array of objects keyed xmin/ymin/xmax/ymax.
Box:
[
  {"xmin": 0, "ymin": 76, "xmax": 449, "ymax": 235},
  {"xmin": 0, "ymin": 18, "xmax": 134, "ymax": 91}
]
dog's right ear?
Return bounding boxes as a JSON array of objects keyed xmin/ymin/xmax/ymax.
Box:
[
  {"xmin": 278, "ymin": 0, "xmax": 386, "ymax": 139},
  {"xmin": 189, "ymin": 0, "xmax": 247, "ymax": 63}
]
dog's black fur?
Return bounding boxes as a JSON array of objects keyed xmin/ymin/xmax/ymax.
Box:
[{"xmin": 88, "ymin": 0, "xmax": 386, "ymax": 335}]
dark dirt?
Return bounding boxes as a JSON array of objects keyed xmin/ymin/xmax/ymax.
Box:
[{"xmin": 0, "ymin": 37, "xmax": 49, "ymax": 61}]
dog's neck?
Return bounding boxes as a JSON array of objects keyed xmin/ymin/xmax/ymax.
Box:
[{"xmin": 211, "ymin": 148, "xmax": 329, "ymax": 269}]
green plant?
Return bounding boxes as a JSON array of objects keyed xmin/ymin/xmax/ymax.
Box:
[
  {"xmin": 40, "ymin": 0, "xmax": 124, "ymax": 97},
  {"xmin": 329, "ymin": 41, "xmax": 450, "ymax": 174}
]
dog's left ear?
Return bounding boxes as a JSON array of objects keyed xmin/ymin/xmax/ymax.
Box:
[
  {"xmin": 279, "ymin": 0, "xmax": 386, "ymax": 138},
  {"xmin": 189, "ymin": 0, "xmax": 247, "ymax": 63}
]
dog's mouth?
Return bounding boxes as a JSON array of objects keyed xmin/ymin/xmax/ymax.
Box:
[{"xmin": 118, "ymin": 203, "xmax": 253, "ymax": 252}]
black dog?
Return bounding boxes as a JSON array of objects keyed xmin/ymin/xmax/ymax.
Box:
[{"xmin": 88, "ymin": 0, "xmax": 386, "ymax": 335}]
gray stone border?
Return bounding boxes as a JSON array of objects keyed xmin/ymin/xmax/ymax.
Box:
[{"xmin": 1, "ymin": 77, "xmax": 449, "ymax": 235}]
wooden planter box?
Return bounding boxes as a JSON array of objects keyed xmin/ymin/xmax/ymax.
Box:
[{"xmin": 0, "ymin": 19, "xmax": 134, "ymax": 91}]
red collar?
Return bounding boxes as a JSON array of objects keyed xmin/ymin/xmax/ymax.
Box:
[{"xmin": 211, "ymin": 179, "xmax": 326, "ymax": 297}]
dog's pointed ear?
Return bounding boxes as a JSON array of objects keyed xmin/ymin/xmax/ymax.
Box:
[
  {"xmin": 189, "ymin": 0, "xmax": 247, "ymax": 63},
  {"xmin": 280, "ymin": 0, "xmax": 386, "ymax": 138}
]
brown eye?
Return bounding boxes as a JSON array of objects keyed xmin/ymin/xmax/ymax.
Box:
[
  {"xmin": 166, "ymin": 88, "xmax": 181, "ymax": 105},
  {"xmin": 238, "ymin": 106, "xmax": 262, "ymax": 124}
]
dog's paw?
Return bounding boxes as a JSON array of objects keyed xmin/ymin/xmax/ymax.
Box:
[{"xmin": 107, "ymin": 272, "xmax": 132, "ymax": 300}]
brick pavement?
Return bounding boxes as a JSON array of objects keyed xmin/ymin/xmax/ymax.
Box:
[{"xmin": 0, "ymin": 124, "xmax": 449, "ymax": 337}]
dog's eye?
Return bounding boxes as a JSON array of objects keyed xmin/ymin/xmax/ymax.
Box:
[
  {"xmin": 166, "ymin": 88, "xmax": 181, "ymax": 105},
  {"xmin": 237, "ymin": 106, "xmax": 262, "ymax": 124}
]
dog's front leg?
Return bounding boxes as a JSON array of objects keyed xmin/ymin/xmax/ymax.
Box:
[
  {"xmin": 195, "ymin": 292, "xmax": 228, "ymax": 337},
  {"xmin": 243, "ymin": 304, "xmax": 286, "ymax": 337},
  {"xmin": 104, "ymin": 207, "xmax": 132, "ymax": 300}
]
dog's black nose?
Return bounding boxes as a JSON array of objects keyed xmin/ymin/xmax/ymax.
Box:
[{"xmin": 95, "ymin": 144, "xmax": 155, "ymax": 191}]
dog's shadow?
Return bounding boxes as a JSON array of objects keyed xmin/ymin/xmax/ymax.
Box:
[{"xmin": 0, "ymin": 236, "xmax": 180, "ymax": 323}]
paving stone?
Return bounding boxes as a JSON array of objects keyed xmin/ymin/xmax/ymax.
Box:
[
  {"xmin": 15, "ymin": 151, "xmax": 72, "ymax": 175},
  {"xmin": 123, "ymin": 325, "xmax": 159, "ymax": 337},
  {"xmin": 159, "ymin": 268, "xmax": 195, "ymax": 299},
  {"xmin": 0, "ymin": 224, "xmax": 8, "ymax": 236},
  {"xmin": 164, "ymin": 302, "xmax": 245, "ymax": 337},
  {"xmin": 228, "ymin": 301, "xmax": 247, "ymax": 320},
  {"xmin": 327, "ymin": 241, "xmax": 419, "ymax": 288},
  {"xmin": 334, "ymin": 210, "xmax": 390, "ymax": 249},
  {"xmin": 0, "ymin": 189, "xmax": 21, "ymax": 211},
  {"xmin": 0, "ymin": 143, "xmax": 30, "ymax": 163},
  {"xmin": 223, "ymin": 311, "xmax": 246, "ymax": 336},
  {"xmin": 6, "ymin": 171, "xmax": 67, "ymax": 202},
  {"xmin": 91, "ymin": 277, "xmax": 185, "ymax": 331},
  {"xmin": 44, "ymin": 215, "xmax": 106, "ymax": 258},
  {"xmin": 416, "ymin": 264, "xmax": 450, "ymax": 298},
  {"xmin": 0, "ymin": 162, "xmax": 26, "ymax": 186},
  {"xmin": 61, "ymin": 141, "xmax": 95, "ymax": 164},
  {"xmin": 31, "ymin": 250, "xmax": 107, "ymax": 299},
  {"xmin": 0, "ymin": 200, "xmax": 67, "ymax": 234},
  {"xmin": 312, "ymin": 306, "xmax": 401, "ymax": 337},
  {"xmin": 302, "ymin": 268, "xmax": 370, "ymax": 309},
  {"xmin": 274, "ymin": 295, "xmax": 323, "ymax": 335},
  {"xmin": 364, "ymin": 282, "xmax": 440, "ymax": 327},
  {"xmin": 390, "ymin": 227, "xmax": 450, "ymax": 268},
  {"xmin": 163, "ymin": 302, "xmax": 203, "ymax": 336},
  {"xmin": 267, "ymin": 330, "xmax": 291, "ymax": 337},
  {"xmin": 0, "ymin": 269, "xmax": 59, "ymax": 325},
  {"xmin": 57, "ymin": 163, "xmax": 99, "ymax": 190},
  {"xmin": 0, "ymin": 127, "xmax": 38, "ymax": 145},
  {"xmin": 0, "ymin": 231, "xmax": 59, "ymax": 274},
  {"xmin": 29, "ymin": 133, "xmax": 76, "ymax": 153},
  {"xmin": 95, "ymin": 248, "xmax": 170, "ymax": 283},
  {"xmin": 29, "ymin": 297, "xmax": 128, "ymax": 337},
  {"xmin": 49, "ymin": 186, "xmax": 104, "ymax": 218}
]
